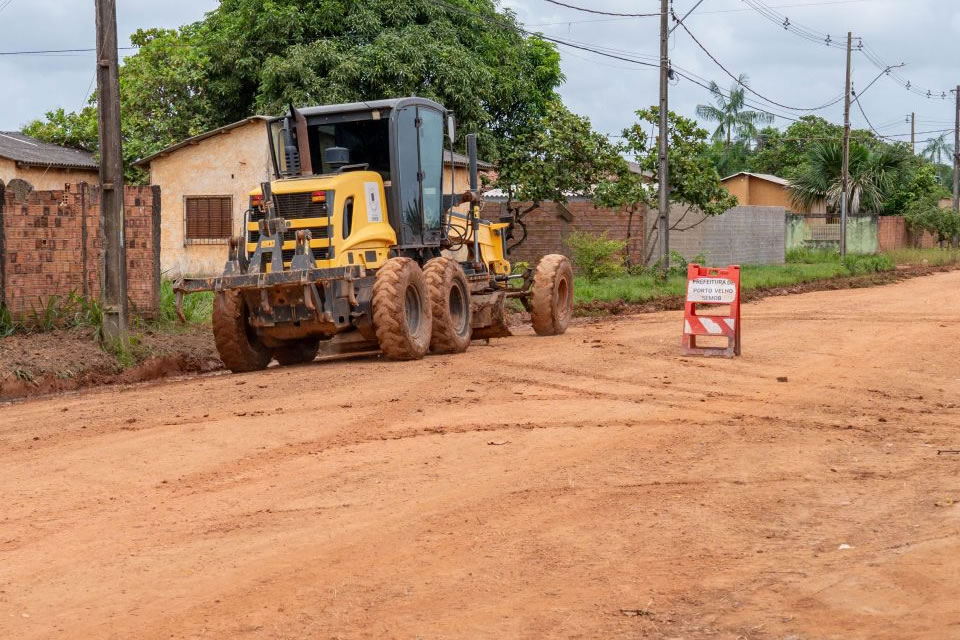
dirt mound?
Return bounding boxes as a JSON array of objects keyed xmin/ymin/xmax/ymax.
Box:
[{"xmin": 0, "ymin": 326, "xmax": 219, "ymax": 401}]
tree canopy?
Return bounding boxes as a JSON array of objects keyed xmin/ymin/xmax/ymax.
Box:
[{"xmin": 24, "ymin": 0, "xmax": 564, "ymax": 182}]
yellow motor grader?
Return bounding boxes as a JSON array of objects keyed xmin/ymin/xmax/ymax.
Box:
[{"xmin": 175, "ymin": 97, "xmax": 573, "ymax": 372}]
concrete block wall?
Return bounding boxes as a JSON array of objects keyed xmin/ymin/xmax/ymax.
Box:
[
  {"xmin": 480, "ymin": 199, "xmax": 645, "ymax": 268},
  {"xmin": 0, "ymin": 182, "xmax": 160, "ymax": 317},
  {"xmin": 645, "ymin": 205, "xmax": 786, "ymax": 266}
]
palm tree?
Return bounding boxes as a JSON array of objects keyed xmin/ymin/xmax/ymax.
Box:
[
  {"xmin": 922, "ymin": 133, "xmax": 954, "ymax": 165},
  {"xmin": 696, "ymin": 74, "xmax": 775, "ymax": 147},
  {"xmin": 789, "ymin": 141, "xmax": 908, "ymax": 214}
]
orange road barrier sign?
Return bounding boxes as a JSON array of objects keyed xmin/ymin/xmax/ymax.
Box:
[{"xmin": 682, "ymin": 264, "xmax": 741, "ymax": 357}]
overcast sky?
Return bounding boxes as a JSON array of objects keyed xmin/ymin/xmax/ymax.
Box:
[{"xmin": 2, "ymin": 0, "xmax": 958, "ymax": 150}]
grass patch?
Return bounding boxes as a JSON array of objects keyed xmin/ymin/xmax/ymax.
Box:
[
  {"xmin": 884, "ymin": 248, "xmax": 960, "ymax": 267},
  {"xmin": 786, "ymin": 247, "xmax": 840, "ymax": 264},
  {"xmin": 153, "ymin": 280, "xmax": 214, "ymax": 329}
]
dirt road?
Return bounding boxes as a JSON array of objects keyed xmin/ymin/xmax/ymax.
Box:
[{"xmin": 2, "ymin": 271, "xmax": 960, "ymax": 639}]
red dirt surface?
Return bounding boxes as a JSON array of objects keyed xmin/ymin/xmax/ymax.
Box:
[{"xmin": 2, "ymin": 271, "xmax": 960, "ymax": 639}]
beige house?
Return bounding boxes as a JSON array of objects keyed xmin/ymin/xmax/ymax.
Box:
[
  {"xmin": 135, "ymin": 117, "xmax": 274, "ymax": 277},
  {"xmin": 0, "ymin": 131, "xmax": 99, "ymax": 192},
  {"xmin": 136, "ymin": 116, "xmax": 492, "ymax": 277}
]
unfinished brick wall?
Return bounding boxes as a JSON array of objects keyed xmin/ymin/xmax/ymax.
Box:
[
  {"xmin": 480, "ymin": 199, "xmax": 645, "ymax": 267},
  {"xmin": 0, "ymin": 182, "xmax": 161, "ymax": 317},
  {"xmin": 876, "ymin": 215, "xmax": 938, "ymax": 250}
]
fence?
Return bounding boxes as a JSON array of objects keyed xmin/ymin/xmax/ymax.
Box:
[
  {"xmin": 0, "ymin": 182, "xmax": 161, "ymax": 317},
  {"xmin": 786, "ymin": 213, "xmax": 878, "ymax": 254},
  {"xmin": 876, "ymin": 215, "xmax": 939, "ymax": 250},
  {"xmin": 479, "ymin": 199, "xmax": 645, "ymax": 267}
]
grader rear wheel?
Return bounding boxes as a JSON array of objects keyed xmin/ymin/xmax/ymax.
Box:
[
  {"xmin": 272, "ymin": 339, "xmax": 321, "ymax": 366},
  {"xmin": 530, "ymin": 254, "xmax": 574, "ymax": 336},
  {"xmin": 212, "ymin": 291, "xmax": 272, "ymax": 373},
  {"xmin": 372, "ymin": 257, "xmax": 433, "ymax": 360},
  {"xmin": 424, "ymin": 257, "xmax": 472, "ymax": 354}
]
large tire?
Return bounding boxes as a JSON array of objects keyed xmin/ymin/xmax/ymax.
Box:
[
  {"xmin": 424, "ymin": 257, "xmax": 472, "ymax": 354},
  {"xmin": 530, "ymin": 254, "xmax": 574, "ymax": 336},
  {"xmin": 372, "ymin": 257, "xmax": 432, "ymax": 360},
  {"xmin": 212, "ymin": 291, "xmax": 272, "ymax": 373},
  {"xmin": 272, "ymin": 338, "xmax": 320, "ymax": 366}
]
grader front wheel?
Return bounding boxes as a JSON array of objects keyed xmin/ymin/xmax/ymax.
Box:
[
  {"xmin": 530, "ymin": 254, "xmax": 574, "ymax": 336},
  {"xmin": 372, "ymin": 257, "xmax": 433, "ymax": 360},
  {"xmin": 212, "ymin": 291, "xmax": 272, "ymax": 373}
]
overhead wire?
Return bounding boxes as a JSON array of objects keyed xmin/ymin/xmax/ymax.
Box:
[
  {"xmin": 674, "ymin": 17, "xmax": 844, "ymax": 112},
  {"xmin": 539, "ymin": 0, "xmax": 660, "ymax": 17}
]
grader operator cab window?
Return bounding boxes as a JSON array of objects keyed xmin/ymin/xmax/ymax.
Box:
[{"xmin": 267, "ymin": 99, "xmax": 448, "ymax": 249}]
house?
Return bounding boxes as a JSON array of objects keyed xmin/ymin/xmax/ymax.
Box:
[
  {"xmin": 135, "ymin": 116, "xmax": 493, "ymax": 277},
  {"xmin": 0, "ymin": 132, "xmax": 98, "ymax": 192},
  {"xmin": 720, "ymin": 171, "xmax": 798, "ymax": 209}
]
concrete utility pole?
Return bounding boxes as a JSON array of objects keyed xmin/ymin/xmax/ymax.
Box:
[
  {"xmin": 657, "ymin": 0, "xmax": 670, "ymax": 274},
  {"xmin": 840, "ymin": 31, "xmax": 853, "ymax": 258},
  {"xmin": 953, "ymin": 86, "xmax": 959, "ymax": 247},
  {"xmin": 94, "ymin": 0, "xmax": 128, "ymax": 338}
]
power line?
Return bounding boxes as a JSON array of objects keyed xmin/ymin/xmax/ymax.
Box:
[
  {"xmin": 674, "ymin": 18, "xmax": 843, "ymax": 112},
  {"xmin": 540, "ymin": 0, "xmax": 659, "ymax": 17}
]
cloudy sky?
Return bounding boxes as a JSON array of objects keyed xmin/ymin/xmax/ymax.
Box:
[{"xmin": 2, "ymin": 0, "xmax": 958, "ymax": 150}]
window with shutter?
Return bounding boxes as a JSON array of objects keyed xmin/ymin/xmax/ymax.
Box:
[{"xmin": 184, "ymin": 196, "xmax": 233, "ymax": 244}]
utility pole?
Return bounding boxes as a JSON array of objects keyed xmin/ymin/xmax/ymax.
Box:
[
  {"xmin": 910, "ymin": 112, "xmax": 916, "ymax": 154},
  {"xmin": 840, "ymin": 31, "xmax": 852, "ymax": 258},
  {"xmin": 94, "ymin": 0, "xmax": 128, "ymax": 338},
  {"xmin": 657, "ymin": 0, "xmax": 670, "ymax": 274},
  {"xmin": 953, "ymin": 86, "xmax": 959, "ymax": 247}
]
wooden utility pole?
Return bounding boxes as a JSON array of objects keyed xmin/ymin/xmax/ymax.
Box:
[
  {"xmin": 953, "ymin": 86, "xmax": 959, "ymax": 247},
  {"xmin": 657, "ymin": 0, "xmax": 670, "ymax": 274},
  {"xmin": 910, "ymin": 112, "xmax": 916, "ymax": 154},
  {"xmin": 840, "ymin": 31, "xmax": 852, "ymax": 258},
  {"xmin": 94, "ymin": 0, "xmax": 128, "ymax": 338}
]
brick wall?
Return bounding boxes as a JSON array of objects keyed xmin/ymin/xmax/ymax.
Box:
[
  {"xmin": 0, "ymin": 182, "xmax": 161, "ymax": 317},
  {"xmin": 480, "ymin": 199, "xmax": 645, "ymax": 267},
  {"xmin": 877, "ymin": 215, "xmax": 938, "ymax": 250}
]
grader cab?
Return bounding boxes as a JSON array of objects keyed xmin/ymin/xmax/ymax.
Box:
[{"xmin": 175, "ymin": 97, "xmax": 573, "ymax": 372}]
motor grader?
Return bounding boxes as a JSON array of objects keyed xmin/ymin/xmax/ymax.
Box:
[{"xmin": 175, "ymin": 97, "xmax": 573, "ymax": 372}]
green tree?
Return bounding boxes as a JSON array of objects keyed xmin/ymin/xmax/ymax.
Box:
[
  {"xmin": 789, "ymin": 140, "xmax": 909, "ymax": 214},
  {"xmin": 749, "ymin": 116, "xmax": 841, "ymax": 179},
  {"xmin": 922, "ymin": 133, "xmax": 954, "ymax": 166},
  {"xmin": 593, "ymin": 161, "xmax": 650, "ymax": 267},
  {"xmin": 695, "ymin": 74, "xmax": 774, "ymax": 147},
  {"xmin": 619, "ymin": 107, "xmax": 738, "ymax": 264},
  {"xmin": 23, "ymin": 0, "xmax": 563, "ymax": 182},
  {"xmin": 495, "ymin": 102, "xmax": 626, "ymax": 253}
]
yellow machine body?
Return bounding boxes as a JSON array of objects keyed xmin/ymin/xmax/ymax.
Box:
[{"xmin": 249, "ymin": 171, "xmax": 511, "ymax": 277}]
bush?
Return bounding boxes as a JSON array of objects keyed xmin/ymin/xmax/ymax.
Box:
[
  {"xmin": 566, "ymin": 231, "xmax": 626, "ymax": 281},
  {"xmin": 905, "ymin": 197, "xmax": 960, "ymax": 245},
  {"xmin": 650, "ymin": 250, "xmax": 707, "ymax": 277},
  {"xmin": 842, "ymin": 254, "xmax": 894, "ymax": 275},
  {"xmin": 786, "ymin": 247, "xmax": 840, "ymax": 264},
  {"xmin": 155, "ymin": 280, "xmax": 214, "ymax": 327}
]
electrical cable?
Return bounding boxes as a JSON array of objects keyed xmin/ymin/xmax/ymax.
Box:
[
  {"xmin": 675, "ymin": 18, "xmax": 843, "ymax": 112},
  {"xmin": 540, "ymin": 0, "xmax": 660, "ymax": 18}
]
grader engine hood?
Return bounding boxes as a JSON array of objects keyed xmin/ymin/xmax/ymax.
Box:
[{"xmin": 247, "ymin": 172, "xmax": 396, "ymax": 272}]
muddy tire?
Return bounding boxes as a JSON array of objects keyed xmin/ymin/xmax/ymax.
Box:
[
  {"xmin": 212, "ymin": 291, "xmax": 272, "ymax": 373},
  {"xmin": 530, "ymin": 254, "xmax": 574, "ymax": 336},
  {"xmin": 272, "ymin": 339, "xmax": 320, "ymax": 366},
  {"xmin": 424, "ymin": 257, "xmax": 472, "ymax": 354},
  {"xmin": 372, "ymin": 257, "xmax": 432, "ymax": 360}
]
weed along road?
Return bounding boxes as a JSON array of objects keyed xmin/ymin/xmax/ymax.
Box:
[{"xmin": 2, "ymin": 271, "xmax": 960, "ymax": 639}]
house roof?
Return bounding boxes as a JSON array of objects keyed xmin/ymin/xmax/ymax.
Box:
[
  {"xmin": 133, "ymin": 116, "xmax": 271, "ymax": 167},
  {"xmin": 134, "ymin": 115, "xmax": 493, "ymax": 170},
  {"xmin": 721, "ymin": 171, "xmax": 790, "ymax": 186},
  {"xmin": 0, "ymin": 132, "xmax": 98, "ymax": 171}
]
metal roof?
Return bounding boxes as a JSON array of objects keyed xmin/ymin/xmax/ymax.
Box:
[
  {"xmin": 133, "ymin": 116, "xmax": 271, "ymax": 167},
  {"xmin": 0, "ymin": 131, "xmax": 98, "ymax": 171},
  {"xmin": 721, "ymin": 171, "xmax": 790, "ymax": 186},
  {"xmin": 296, "ymin": 97, "xmax": 447, "ymax": 118}
]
